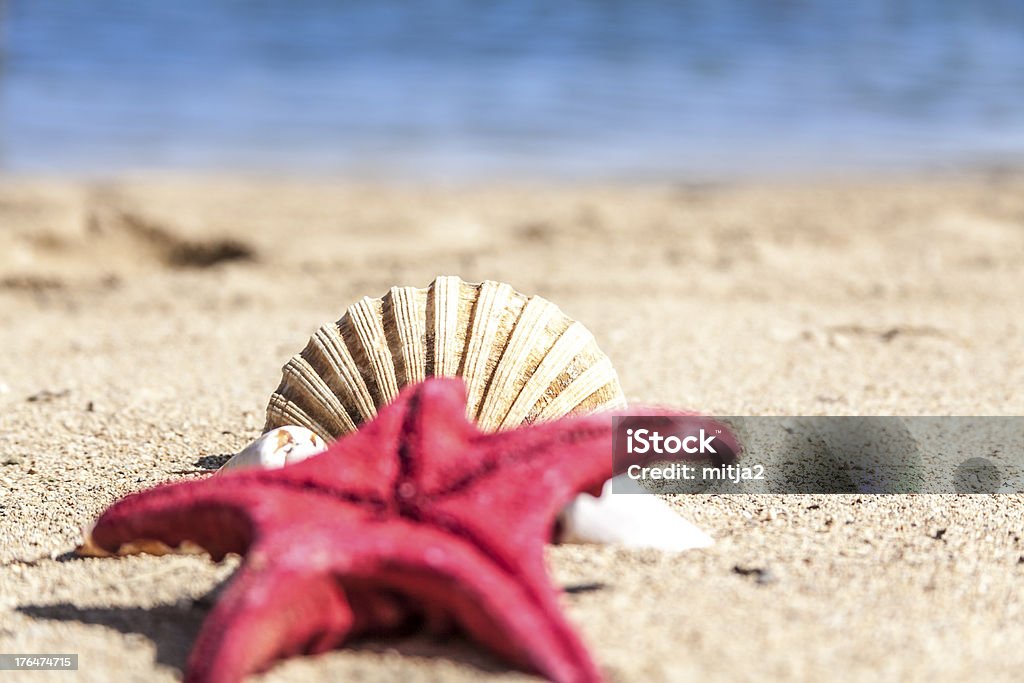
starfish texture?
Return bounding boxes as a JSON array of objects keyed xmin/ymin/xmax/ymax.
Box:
[{"xmin": 86, "ymin": 378, "xmax": 735, "ymax": 683}]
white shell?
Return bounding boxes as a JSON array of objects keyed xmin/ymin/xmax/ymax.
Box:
[
  {"xmin": 219, "ymin": 426, "xmax": 326, "ymax": 472},
  {"xmin": 557, "ymin": 476, "xmax": 714, "ymax": 551},
  {"xmin": 265, "ymin": 276, "xmax": 626, "ymax": 438}
]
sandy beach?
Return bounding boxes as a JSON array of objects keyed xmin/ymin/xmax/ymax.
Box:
[{"xmin": 1, "ymin": 173, "xmax": 1022, "ymax": 682}]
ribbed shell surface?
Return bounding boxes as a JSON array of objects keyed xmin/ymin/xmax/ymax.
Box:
[{"xmin": 265, "ymin": 276, "xmax": 626, "ymax": 438}]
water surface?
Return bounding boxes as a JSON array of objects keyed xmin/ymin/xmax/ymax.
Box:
[{"xmin": 3, "ymin": 1, "xmax": 1023, "ymax": 178}]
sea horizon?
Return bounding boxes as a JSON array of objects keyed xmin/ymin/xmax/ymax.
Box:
[{"xmin": 3, "ymin": 1, "xmax": 1023, "ymax": 180}]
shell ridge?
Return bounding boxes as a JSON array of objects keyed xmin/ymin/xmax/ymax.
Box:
[
  {"xmin": 280, "ymin": 356, "xmax": 356, "ymax": 435},
  {"xmin": 315, "ymin": 324, "xmax": 378, "ymax": 422},
  {"xmin": 498, "ymin": 321, "xmax": 593, "ymax": 429},
  {"xmin": 536, "ymin": 356, "xmax": 621, "ymax": 421},
  {"xmin": 476, "ymin": 296, "xmax": 561, "ymax": 430},
  {"xmin": 430, "ymin": 276, "xmax": 463, "ymax": 377},
  {"xmin": 459, "ymin": 281, "xmax": 516, "ymax": 421},
  {"xmin": 384, "ymin": 286, "xmax": 426, "ymax": 387},
  {"xmin": 266, "ymin": 393, "xmax": 329, "ymax": 438},
  {"xmin": 347, "ymin": 298, "xmax": 400, "ymax": 405}
]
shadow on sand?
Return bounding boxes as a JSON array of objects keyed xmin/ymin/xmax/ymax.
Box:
[
  {"xmin": 18, "ymin": 596, "xmax": 509, "ymax": 677},
  {"xmin": 18, "ymin": 601, "xmax": 206, "ymax": 673}
]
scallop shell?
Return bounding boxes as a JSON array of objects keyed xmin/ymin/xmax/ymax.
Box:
[{"xmin": 265, "ymin": 276, "xmax": 626, "ymax": 438}]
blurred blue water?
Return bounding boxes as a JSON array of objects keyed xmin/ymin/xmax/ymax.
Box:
[{"xmin": 2, "ymin": 1, "xmax": 1023, "ymax": 179}]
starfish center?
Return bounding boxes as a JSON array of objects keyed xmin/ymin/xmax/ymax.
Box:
[{"xmin": 397, "ymin": 481, "xmax": 417, "ymax": 500}]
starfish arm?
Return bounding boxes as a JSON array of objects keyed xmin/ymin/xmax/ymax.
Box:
[
  {"xmin": 423, "ymin": 410, "xmax": 741, "ymax": 622},
  {"xmin": 306, "ymin": 520, "xmax": 603, "ymax": 683},
  {"xmin": 86, "ymin": 476, "xmax": 361, "ymax": 560},
  {"xmin": 185, "ymin": 561, "xmax": 355, "ymax": 683},
  {"xmin": 431, "ymin": 410, "xmax": 729, "ymax": 547}
]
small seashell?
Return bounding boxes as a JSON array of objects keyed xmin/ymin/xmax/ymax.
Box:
[
  {"xmin": 265, "ymin": 276, "xmax": 626, "ymax": 438},
  {"xmin": 219, "ymin": 426, "xmax": 325, "ymax": 472},
  {"xmin": 558, "ymin": 476, "xmax": 714, "ymax": 551}
]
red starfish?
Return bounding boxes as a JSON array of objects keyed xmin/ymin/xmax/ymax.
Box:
[{"xmin": 85, "ymin": 378, "xmax": 737, "ymax": 683}]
